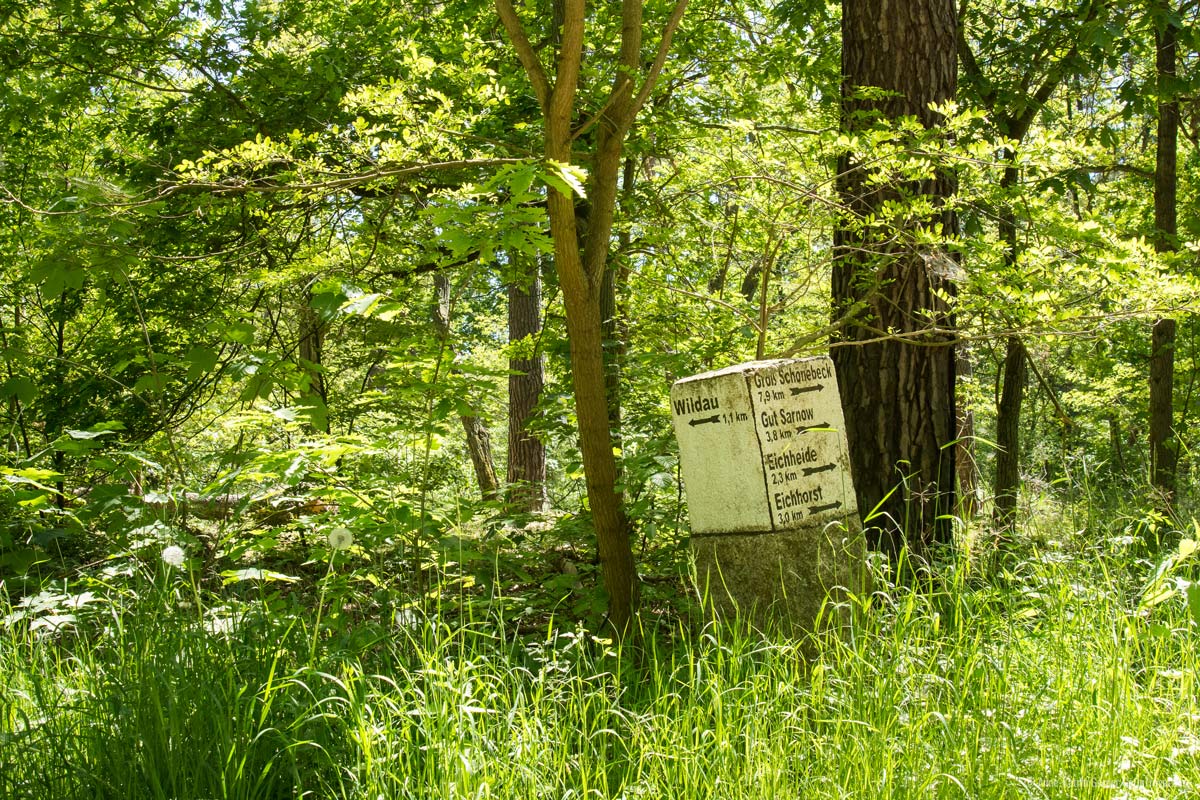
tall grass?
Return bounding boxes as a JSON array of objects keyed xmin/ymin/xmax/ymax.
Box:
[{"xmin": 2, "ymin": 535, "xmax": 1198, "ymax": 799}]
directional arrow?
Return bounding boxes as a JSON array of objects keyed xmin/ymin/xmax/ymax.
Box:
[
  {"xmin": 795, "ymin": 422, "xmax": 831, "ymax": 434},
  {"xmin": 790, "ymin": 384, "xmax": 823, "ymax": 396},
  {"xmin": 802, "ymin": 463, "xmax": 837, "ymax": 477},
  {"xmin": 688, "ymin": 414, "xmax": 722, "ymax": 427},
  {"xmin": 809, "ymin": 501, "xmax": 842, "ymax": 515}
]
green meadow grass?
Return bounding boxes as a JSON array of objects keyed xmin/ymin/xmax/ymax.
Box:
[{"xmin": 2, "ymin": 535, "xmax": 1198, "ymax": 799}]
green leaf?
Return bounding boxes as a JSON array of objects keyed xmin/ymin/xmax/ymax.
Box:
[
  {"xmin": 3, "ymin": 467, "xmax": 62, "ymax": 483},
  {"xmin": 185, "ymin": 346, "xmax": 220, "ymax": 380},
  {"xmin": 221, "ymin": 321, "xmax": 256, "ymax": 345},
  {"xmin": 1185, "ymin": 581, "xmax": 1200, "ymax": 627},
  {"xmin": 542, "ymin": 160, "xmax": 587, "ymax": 199},
  {"xmin": 220, "ymin": 568, "xmax": 300, "ymax": 585},
  {"xmin": 66, "ymin": 428, "xmax": 115, "ymax": 440},
  {"xmin": 132, "ymin": 373, "xmax": 167, "ymax": 396},
  {"xmin": 341, "ymin": 293, "xmax": 383, "ymax": 317},
  {"xmin": 0, "ymin": 376, "xmax": 36, "ymax": 405},
  {"xmin": 0, "ymin": 549, "xmax": 50, "ymax": 576}
]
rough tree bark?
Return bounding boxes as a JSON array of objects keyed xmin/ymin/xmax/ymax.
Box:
[
  {"xmin": 1149, "ymin": 3, "xmax": 1179, "ymax": 505},
  {"xmin": 496, "ymin": 0, "xmax": 687, "ymax": 636},
  {"xmin": 833, "ymin": 0, "xmax": 959, "ymax": 558},
  {"xmin": 507, "ymin": 260, "xmax": 546, "ymax": 511}
]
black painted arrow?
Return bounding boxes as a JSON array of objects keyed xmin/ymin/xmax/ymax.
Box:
[
  {"xmin": 802, "ymin": 463, "xmax": 837, "ymax": 476},
  {"xmin": 809, "ymin": 501, "xmax": 842, "ymax": 515},
  {"xmin": 688, "ymin": 414, "xmax": 722, "ymax": 427},
  {"xmin": 795, "ymin": 422, "xmax": 831, "ymax": 434},
  {"xmin": 790, "ymin": 384, "xmax": 823, "ymax": 396}
]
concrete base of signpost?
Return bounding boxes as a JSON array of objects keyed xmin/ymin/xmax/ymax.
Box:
[{"xmin": 691, "ymin": 513, "xmax": 868, "ymax": 637}]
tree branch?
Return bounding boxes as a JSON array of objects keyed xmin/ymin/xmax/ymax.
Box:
[
  {"xmin": 549, "ymin": 0, "xmax": 586, "ymax": 133},
  {"xmin": 495, "ymin": 0, "xmax": 550, "ymax": 110},
  {"xmin": 629, "ymin": 0, "xmax": 690, "ymax": 120}
]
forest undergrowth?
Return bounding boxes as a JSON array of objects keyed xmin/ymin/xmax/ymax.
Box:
[{"xmin": 2, "ymin": 502, "xmax": 1199, "ymax": 800}]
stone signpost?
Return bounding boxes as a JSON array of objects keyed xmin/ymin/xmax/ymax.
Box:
[{"xmin": 670, "ymin": 357, "xmax": 866, "ymax": 632}]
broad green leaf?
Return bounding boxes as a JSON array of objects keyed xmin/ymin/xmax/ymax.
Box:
[
  {"xmin": 341, "ymin": 293, "xmax": 383, "ymax": 317},
  {"xmin": 0, "ymin": 376, "xmax": 36, "ymax": 405},
  {"xmin": 1186, "ymin": 582, "xmax": 1200, "ymax": 627},
  {"xmin": 66, "ymin": 428, "xmax": 116, "ymax": 440},
  {"xmin": 221, "ymin": 321, "xmax": 255, "ymax": 345},
  {"xmin": 132, "ymin": 374, "xmax": 167, "ymax": 396},
  {"xmin": 185, "ymin": 346, "xmax": 220, "ymax": 380},
  {"xmin": 220, "ymin": 568, "xmax": 299, "ymax": 585}
]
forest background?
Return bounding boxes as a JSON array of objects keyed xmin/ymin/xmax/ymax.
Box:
[{"xmin": 3, "ymin": 0, "xmax": 1200, "ymax": 798}]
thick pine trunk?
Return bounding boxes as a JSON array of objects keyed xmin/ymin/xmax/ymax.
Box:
[
  {"xmin": 507, "ymin": 266, "xmax": 546, "ymax": 511},
  {"xmin": 834, "ymin": 0, "xmax": 958, "ymax": 557},
  {"xmin": 1149, "ymin": 9, "xmax": 1178, "ymax": 504}
]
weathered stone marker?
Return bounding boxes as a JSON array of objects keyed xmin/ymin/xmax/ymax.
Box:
[{"xmin": 670, "ymin": 357, "xmax": 866, "ymax": 632}]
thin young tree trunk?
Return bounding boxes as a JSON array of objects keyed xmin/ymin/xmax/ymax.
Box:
[
  {"xmin": 462, "ymin": 414, "xmax": 501, "ymax": 501},
  {"xmin": 991, "ymin": 162, "xmax": 1025, "ymax": 533},
  {"xmin": 298, "ymin": 285, "xmax": 329, "ymax": 433},
  {"xmin": 496, "ymin": 0, "xmax": 687, "ymax": 637},
  {"xmin": 433, "ymin": 274, "xmax": 501, "ymax": 502},
  {"xmin": 599, "ymin": 156, "xmax": 638, "ymax": 446},
  {"xmin": 956, "ymin": 347, "xmax": 979, "ymax": 517},
  {"xmin": 1149, "ymin": 6, "xmax": 1179, "ymax": 504},
  {"xmin": 957, "ymin": 5, "xmax": 1099, "ymax": 535},
  {"xmin": 992, "ymin": 335, "xmax": 1027, "ymax": 530},
  {"xmin": 1109, "ymin": 413, "xmax": 1126, "ymax": 474}
]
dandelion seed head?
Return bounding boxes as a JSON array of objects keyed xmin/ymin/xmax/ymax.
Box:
[
  {"xmin": 327, "ymin": 527, "xmax": 354, "ymax": 551},
  {"xmin": 161, "ymin": 545, "xmax": 186, "ymax": 569}
]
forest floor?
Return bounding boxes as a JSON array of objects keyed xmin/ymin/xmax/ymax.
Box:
[{"xmin": 2, "ymin": 505, "xmax": 1199, "ymax": 799}]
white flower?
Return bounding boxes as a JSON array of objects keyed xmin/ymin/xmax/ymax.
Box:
[
  {"xmin": 161, "ymin": 545, "xmax": 186, "ymax": 569},
  {"xmin": 327, "ymin": 528, "xmax": 354, "ymax": 551}
]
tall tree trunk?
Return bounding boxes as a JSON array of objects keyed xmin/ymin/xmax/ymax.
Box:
[
  {"xmin": 507, "ymin": 261, "xmax": 546, "ymax": 511},
  {"xmin": 957, "ymin": 2, "xmax": 1101, "ymax": 533},
  {"xmin": 433, "ymin": 274, "xmax": 501, "ymax": 502},
  {"xmin": 599, "ymin": 156, "xmax": 637, "ymax": 447},
  {"xmin": 1149, "ymin": 4, "xmax": 1179, "ymax": 504},
  {"xmin": 833, "ymin": 0, "xmax": 959, "ymax": 558},
  {"xmin": 991, "ymin": 163, "xmax": 1025, "ymax": 533}
]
